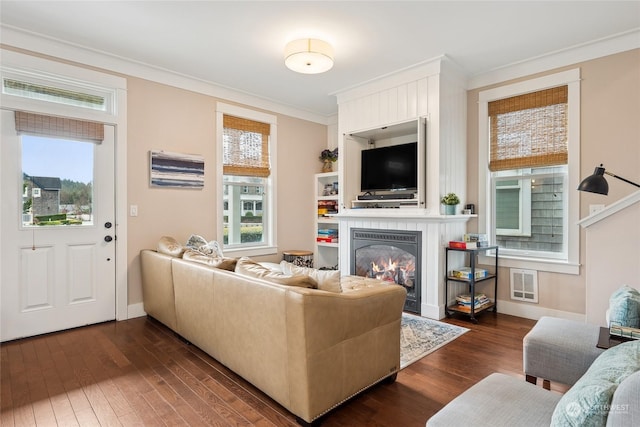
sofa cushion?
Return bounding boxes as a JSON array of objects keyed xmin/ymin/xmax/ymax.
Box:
[
  {"xmin": 182, "ymin": 249, "xmax": 237, "ymax": 271},
  {"xmin": 157, "ymin": 236, "xmax": 185, "ymax": 257},
  {"xmin": 235, "ymin": 257, "xmax": 318, "ymax": 289},
  {"xmin": 606, "ymin": 370, "xmax": 640, "ymax": 426},
  {"xmin": 280, "ymin": 261, "xmax": 341, "ymax": 293},
  {"xmin": 427, "ymin": 373, "xmax": 562, "ymax": 427},
  {"xmin": 551, "ymin": 340, "xmax": 640, "ymax": 427},
  {"xmin": 609, "ymin": 285, "xmax": 640, "ymax": 328}
]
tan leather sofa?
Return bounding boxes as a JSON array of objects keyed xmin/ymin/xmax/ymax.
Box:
[{"xmin": 140, "ymin": 249, "xmax": 406, "ymax": 424}]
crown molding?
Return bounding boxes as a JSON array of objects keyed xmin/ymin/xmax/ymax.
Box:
[
  {"xmin": 0, "ymin": 25, "xmax": 331, "ymax": 125},
  {"xmin": 468, "ymin": 28, "xmax": 640, "ymax": 90}
]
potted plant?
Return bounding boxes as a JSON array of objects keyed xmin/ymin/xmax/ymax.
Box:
[
  {"xmin": 440, "ymin": 193, "xmax": 460, "ymax": 215},
  {"xmin": 319, "ymin": 148, "xmax": 338, "ymax": 172}
]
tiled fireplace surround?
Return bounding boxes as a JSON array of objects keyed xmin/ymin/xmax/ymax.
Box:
[{"xmin": 337, "ymin": 211, "xmax": 471, "ymax": 319}]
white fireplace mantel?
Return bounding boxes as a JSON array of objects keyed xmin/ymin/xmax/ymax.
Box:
[
  {"xmin": 334, "ymin": 210, "xmax": 472, "ymax": 319},
  {"xmin": 333, "ymin": 209, "xmax": 476, "ymax": 222}
]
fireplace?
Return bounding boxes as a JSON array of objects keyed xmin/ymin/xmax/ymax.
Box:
[{"xmin": 350, "ymin": 228, "xmax": 421, "ymax": 313}]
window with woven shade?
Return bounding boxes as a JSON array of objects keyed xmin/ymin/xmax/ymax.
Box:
[
  {"xmin": 489, "ymin": 86, "xmax": 568, "ymax": 172},
  {"xmin": 223, "ymin": 115, "xmax": 270, "ymax": 177},
  {"xmin": 15, "ymin": 111, "xmax": 104, "ymax": 142},
  {"xmin": 482, "ymin": 77, "xmax": 579, "ymax": 265},
  {"xmin": 218, "ymin": 105, "xmax": 276, "ymax": 254},
  {"xmin": 478, "ymin": 69, "xmax": 580, "ymax": 274}
]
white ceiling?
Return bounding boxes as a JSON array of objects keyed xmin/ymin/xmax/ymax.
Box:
[{"xmin": 1, "ymin": 1, "xmax": 639, "ymax": 119}]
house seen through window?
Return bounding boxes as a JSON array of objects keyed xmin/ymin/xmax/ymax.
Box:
[{"xmin": 17, "ymin": 112, "xmax": 99, "ymax": 227}]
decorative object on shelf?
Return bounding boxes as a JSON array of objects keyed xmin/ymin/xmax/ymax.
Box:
[
  {"xmin": 577, "ymin": 164, "xmax": 640, "ymax": 195},
  {"xmin": 319, "ymin": 147, "xmax": 338, "ymax": 173},
  {"xmin": 440, "ymin": 192, "xmax": 460, "ymax": 215},
  {"xmin": 284, "ymin": 38, "xmax": 334, "ymax": 74}
]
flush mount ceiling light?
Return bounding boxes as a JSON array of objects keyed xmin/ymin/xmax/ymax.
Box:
[{"xmin": 284, "ymin": 38, "xmax": 334, "ymax": 74}]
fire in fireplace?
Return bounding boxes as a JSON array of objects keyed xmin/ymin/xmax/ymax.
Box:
[{"xmin": 351, "ymin": 229, "xmax": 421, "ymax": 313}]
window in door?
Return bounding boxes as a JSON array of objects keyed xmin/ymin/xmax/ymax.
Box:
[{"xmin": 17, "ymin": 112, "xmax": 103, "ymax": 227}]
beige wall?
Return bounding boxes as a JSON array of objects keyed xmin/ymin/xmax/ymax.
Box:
[
  {"xmin": 466, "ymin": 49, "xmax": 640, "ymax": 317},
  {"xmin": 126, "ymin": 77, "xmax": 328, "ymax": 305}
]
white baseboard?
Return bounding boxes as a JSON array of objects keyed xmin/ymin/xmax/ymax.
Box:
[
  {"xmin": 127, "ymin": 302, "xmax": 147, "ymax": 319},
  {"xmin": 420, "ymin": 303, "xmax": 443, "ymax": 320},
  {"xmin": 496, "ymin": 299, "xmax": 586, "ymax": 322}
]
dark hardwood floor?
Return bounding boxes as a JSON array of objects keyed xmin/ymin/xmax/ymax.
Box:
[{"xmin": 1, "ymin": 312, "xmax": 561, "ymax": 426}]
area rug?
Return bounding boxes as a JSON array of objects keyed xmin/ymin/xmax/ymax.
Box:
[{"xmin": 400, "ymin": 313, "xmax": 469, "ymax": 369}]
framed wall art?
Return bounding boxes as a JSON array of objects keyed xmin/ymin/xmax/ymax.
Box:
[{"xmin": 149, "ymin": 150, "xmax": 204, "ymax": 188}]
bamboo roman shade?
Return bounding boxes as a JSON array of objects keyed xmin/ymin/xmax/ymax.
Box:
[
  {"xmin": 488, "ymin": 86, "xmax": 568, "ymax": 171},
  {"xmin": 223, "ymin": 115, "xmax": 271, "ymax": 177},
  {"xmin": 15, "ymin": 111, "xmax": 104, "ymax": 142}
]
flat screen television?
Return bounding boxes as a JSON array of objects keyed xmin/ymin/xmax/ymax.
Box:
[{"xmin": 360, "ymin": 142, "xmax": 417, "ymax": 192}]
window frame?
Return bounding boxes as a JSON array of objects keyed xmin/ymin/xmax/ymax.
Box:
[
  {"xmin": 493, "ymin": 171, "xmax": 532, "ymax": 237},
  {"xmin": 216, "ymin": 102, "xmax": 277, "ymax": 257},
  {"xmin": 477, "ymin": 69, "xmax": 581, "ymax": 274}
]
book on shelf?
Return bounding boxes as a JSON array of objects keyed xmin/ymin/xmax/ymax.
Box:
[
  {"xmin": 316, "ymin": 237, "xmax": 339, "ymax": 243},
  {"xmin": 451, "ymin": 300, "xmax": 492, "ymax": 312},
  {"xmin": 450, "ymin": 267, "xmax": 488, "ymax": 280},
  {"xmin": 317, "ymin": 228, "xmax": 338, "ymax": 236},
  {"xmin": 455, "ymin": 293, "xmax": 491, "ymax": 306},
  {"xmin": 317, "ymin": 200, "xmax": 338, "ymax": 216},
  {"xmin": 455, "ymin": 292, "xmax": 487, "ymax": 302},
  {"xmin": 463, "ymin": 233, "xmax": 488, "ymax": 243},
  {"xmin": 448, "ymin": 240, "xmax": 488, "ymax": 249}
]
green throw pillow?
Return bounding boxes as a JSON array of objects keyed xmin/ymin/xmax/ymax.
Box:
[
  {"xmin": 551, "ymin": 340, "xmax": 640, "ymax": 427},
  {"xmin": 609, "ymin": 285, "xmax": 640, "ymax": 328}
]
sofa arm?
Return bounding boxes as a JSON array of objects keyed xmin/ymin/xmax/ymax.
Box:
[
  {"xmin": 284, "ymin": 281, "xmax": 407, "ymax": 422},
  {"xmin": 140, "ymin": 249, "xmax": 178, "ymax": 330}
]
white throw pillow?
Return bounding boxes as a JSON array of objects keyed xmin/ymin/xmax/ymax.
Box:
[{"xmin": 280, "ymin": 261, "xmax": 342, "ymax": 293}]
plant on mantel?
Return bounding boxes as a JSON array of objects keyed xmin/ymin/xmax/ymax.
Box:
[
  {"xmin": 440, "ymin": 193, "xmax": 460, "ymax": 205},
  {"xmin": 441, "ymin": 193, "xmax": 460, "ymax": 215}
]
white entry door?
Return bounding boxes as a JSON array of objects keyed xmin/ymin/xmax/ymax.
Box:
[{"xmin": 1, "ymin": 110, "xmax": 116, "ymax": 341}]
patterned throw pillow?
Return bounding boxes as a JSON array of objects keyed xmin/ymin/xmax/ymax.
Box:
[
  {"xmin": 280, "ymin": 261, "xmax": 342, "ymax": 293},
  {"xmin": 235, "ymin": 257, "xmax": 318, "ymax": 289},
  {"xmin": 185, "ymin": 234, "xmax": 208, "ymax": 250},
  {"xmin": 551, "ymin": 340, "xmax": 640, "ymax": 427},
  {"xmin": 185, "ymin": 234, "xmax": 224, "ymax": 257},
  {"xmin": 609, "ymin": 285, "xmax": 640, "ymax": 328}
]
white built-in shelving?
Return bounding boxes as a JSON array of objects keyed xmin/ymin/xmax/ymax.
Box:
[{"xmin": 314, "ymin": 172, "xmax": 339, "ymax": 269}]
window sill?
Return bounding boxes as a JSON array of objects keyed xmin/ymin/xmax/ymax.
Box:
[
  {"xmin": 479, "ymin": 253, "xmax": 580, "ymax": 275},
  {"xmin": 224, "ymin": 245, "xmax": 278, "ymax": 258}
]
